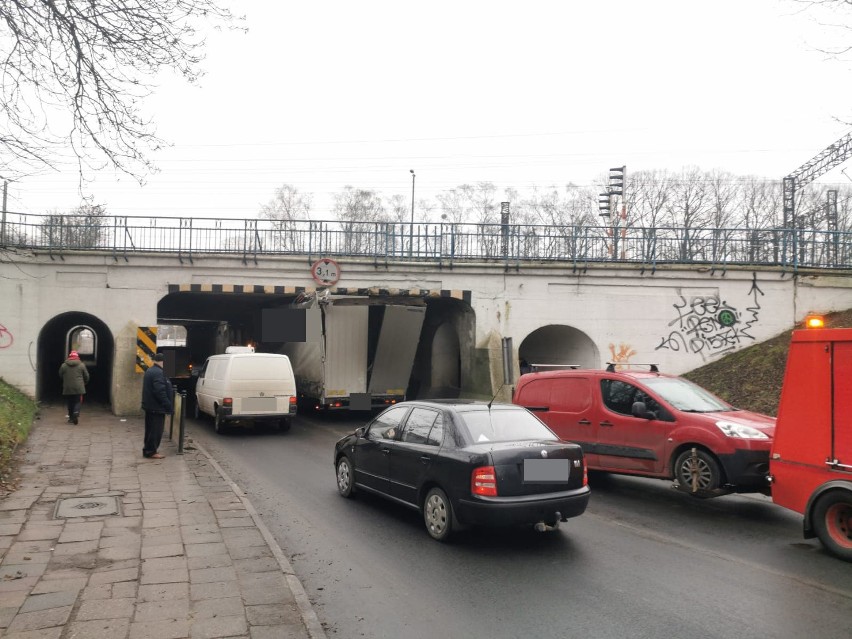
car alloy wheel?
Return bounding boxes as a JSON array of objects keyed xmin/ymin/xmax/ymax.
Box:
[{"xmin": 674, "ymin": 449, "xmax": 721, "ymax": 492}]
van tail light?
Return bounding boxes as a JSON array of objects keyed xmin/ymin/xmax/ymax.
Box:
[
  {"xmin": 289, "ymin": 396, "xmax": 297, "ymax": 405},
  {"xmin": 471, "ymin": 466, "xmax": 498, "ymax": 496},
  {"xmin": 223, "ymin": 398, "xmax": 233, "ymax": 407}
]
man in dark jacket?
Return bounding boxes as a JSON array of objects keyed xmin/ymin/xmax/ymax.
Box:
[
  {"xmin": 59, "ymin": 351, "xmax": 89, "ymax": 425},
  {"xmin": 141, "ymin": 353, "xmax": 173, "ymax": 459}
]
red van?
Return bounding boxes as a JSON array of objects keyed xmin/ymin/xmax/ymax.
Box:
[{"xmin": 512, "ymin": 366, "xmax": 775, "ymax": 496}]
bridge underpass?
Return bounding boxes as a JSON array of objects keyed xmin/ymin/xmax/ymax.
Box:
[{"xmin": 4, "ymin": 248, "xmax": 852, "ymax": 415}]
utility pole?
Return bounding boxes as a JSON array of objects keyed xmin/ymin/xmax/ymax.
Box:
[
  {"xmin": 1, "ymin": 180, "xmax": 7, "ymax": 246},
  {"xmin": 409, "ymin": 169, "xmax": 415, "ymax": 257}
]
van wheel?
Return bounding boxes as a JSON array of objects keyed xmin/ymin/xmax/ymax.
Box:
[
  {"xmin": 214, "ymin": 410, "xmax": 226, "ymax": 434},
  {"xmin": 278, "ymin": 419, "xmax": 291, "ymax": 433},
  {"xmin": 674, "ymin": 449, "xmax": 722, "ymax": 493},
  {"xmin": 812, "ymin": 490, "xmax": 852, "ymax": 561}
]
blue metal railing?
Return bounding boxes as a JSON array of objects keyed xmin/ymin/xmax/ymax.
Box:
[{"xmin": 1, "ymin": 211, "xmax": 850, "ymax": 271}]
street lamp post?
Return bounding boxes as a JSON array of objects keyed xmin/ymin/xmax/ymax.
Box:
[{"xmin": 410, "ymin": 169, "xmax": 415, "ymax": 256}]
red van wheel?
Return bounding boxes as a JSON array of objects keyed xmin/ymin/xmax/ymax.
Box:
[
  {"xmin": 813, "ymin": 491, "xmax": 852, "ymax": 562},
  {"xmin": 673, "ymin": 449, "xmax": 722, "ymax": 493}
]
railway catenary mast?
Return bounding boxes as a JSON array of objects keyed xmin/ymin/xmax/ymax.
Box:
[{"xmin": 783, "ymin": 130, "xmax": 852, "ymax": 229}]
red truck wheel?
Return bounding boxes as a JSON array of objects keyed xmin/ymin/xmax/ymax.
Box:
[{"xmin": 812, "ymin": 490, "xmax": 852, "ymax": 562}]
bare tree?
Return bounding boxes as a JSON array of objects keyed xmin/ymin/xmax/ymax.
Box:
[
  {"xmin": 332, "ymin": 186, "xmax": 388, "ymax": 253},
  {"xmin": 260, "ymin": 184, "xmax": 312, "ymax": 221},
  {"xmin": 259, "ymin": 184, "xmax": 312, "ymax": 251},
  {"xmin": 0, "ymin": 1, "xmax": 239, "ymax": 182},
  {"xmin": 629, "ymin": 169, "xmax": 672, "ymax": 228},
  {"xmin": 41, "ymin": 203, "xmax": 108, "ymax": 249}
]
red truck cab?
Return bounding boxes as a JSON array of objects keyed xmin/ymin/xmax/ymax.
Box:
[{"xmin": 769, "ymin": 323, "xmax": 852, "ymax": 561}]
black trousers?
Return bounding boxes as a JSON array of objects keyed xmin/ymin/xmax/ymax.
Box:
[
  {"xmin": 64, "ymin": 394, "xmax": 81, "ymax": 419},
  {"xmin": 143, "ymin": 411, "xmax": 166, "ymax": 457}
]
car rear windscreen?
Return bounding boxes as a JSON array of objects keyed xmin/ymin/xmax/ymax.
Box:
[{"xmin": 460, "ymin": 409, "xmax": 557, "ymax": 443}]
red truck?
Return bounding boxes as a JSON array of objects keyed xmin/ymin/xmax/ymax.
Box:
[{"xmin": 769, "ymin": 319, "xmax": 852, "ymax": 561}]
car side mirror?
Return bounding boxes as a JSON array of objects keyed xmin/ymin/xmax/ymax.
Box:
[
  {"xmin": 632, "ymin": 401, "xmax": 657, "ymax": 420},
  {"xmin": 355, "ymin": 426, "xmax": 366, "ymax": 439}
]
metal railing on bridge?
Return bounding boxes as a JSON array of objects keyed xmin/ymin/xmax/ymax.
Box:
[{"xmin": 1, "ymin": 211, "xmax": 850, "ymax": 272}]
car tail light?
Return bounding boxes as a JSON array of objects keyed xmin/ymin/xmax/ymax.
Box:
[
  {"xmin": 223, "ymin": 398, "xmax": 233, "ymax": 406},
  {"xmin": 583, "ymin": 461, "xmax": 588, "ymax": 487},
  {"xmin": 471, "ymin": 466, "xmax": 498, "ymax": 497}
]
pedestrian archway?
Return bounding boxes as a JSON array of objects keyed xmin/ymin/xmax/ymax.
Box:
[
  {"xmin": 38, "ymin": 312, "xmax": 114, "ymax": 407},
  {"xmin": 518, "ymin": 325, "xmax": 599, "ymax": 370}
]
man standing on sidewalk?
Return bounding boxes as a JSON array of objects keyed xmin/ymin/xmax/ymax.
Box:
[
  {"xmin": 59, "ymin": 350, "xmax": 89, "ymax": 424},
  {"xmin": 141, "ymin": 353, "xmax": 173, "ymax": 459}
]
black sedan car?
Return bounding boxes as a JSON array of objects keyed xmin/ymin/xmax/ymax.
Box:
[{"xmin": 333, "ymin": 400, "xmax": 590, "ymax": 541}]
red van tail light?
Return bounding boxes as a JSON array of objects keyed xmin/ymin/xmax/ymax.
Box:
[
  {"xmin": 223, "ymin": 397, "xmax": 233, "ymax": 406},
  {"xmin": 289, "ymin": 396, "xmax": 297, "ymax": 405},
  {"xmin": 471, "ymin": 466, "xmax": 498, "ymax": 496}
]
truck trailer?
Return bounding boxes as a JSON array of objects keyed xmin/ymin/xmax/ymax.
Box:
[
  {"xmin": 769, "ymin": 319, "xmax": 852, "ymax": 561},
  {"xmin": 284, "ymin": 300, "xmax": 425, "ymax": 411}
]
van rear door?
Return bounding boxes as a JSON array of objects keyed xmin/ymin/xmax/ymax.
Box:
[{"xmin": 515, "ymin": 375, "xmax": 598, "ymax": 466}]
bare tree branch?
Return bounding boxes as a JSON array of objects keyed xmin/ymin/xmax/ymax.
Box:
[{"xmin": 0, "ymin": 0, "xmax": 241, "ymax": 184}]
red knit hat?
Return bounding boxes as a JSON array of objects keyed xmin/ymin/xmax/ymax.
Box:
[{"xmin": 69, "ymin": 351, "xmax": 80, "ymax": 360}]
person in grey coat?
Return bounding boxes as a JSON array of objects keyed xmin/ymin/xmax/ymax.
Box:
[
  {"xmin": 141, "ymin": 353, "xmax": 173, "ymax": 458},
  {"xmin": 58, "ymin": 351, "xmax": 89, "ymax": 424}
]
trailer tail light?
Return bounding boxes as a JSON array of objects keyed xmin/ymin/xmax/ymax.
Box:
[
  {"xmin": 804, "ymin": 314, "xmax": 825, "ymax": 329},
  {"xmin": 223, "ymin": 398, "xmax": 233, "ymax": 406},
  {"xmin": 471, "ymin": 466, "xmax": 498, "ymax": 496}
]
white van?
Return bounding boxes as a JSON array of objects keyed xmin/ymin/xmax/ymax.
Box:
[{"xmin": 194, "ymin": 348, "xmax": 297, "ymax": 433}]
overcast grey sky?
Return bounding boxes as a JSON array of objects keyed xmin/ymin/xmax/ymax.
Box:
[{"xmin": 8, "ymin": 0, "xmax": 852, "ymax": 220}]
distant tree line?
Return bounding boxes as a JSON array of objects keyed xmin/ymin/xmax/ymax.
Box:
[{"xmin": 260, "ymin": 168, "xmax": 852, "ymax": 234}]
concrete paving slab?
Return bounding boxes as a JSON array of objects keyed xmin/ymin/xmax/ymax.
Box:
[{"xmin": 0, "ymin": 405, "xmax": 322, "ymax": 639}]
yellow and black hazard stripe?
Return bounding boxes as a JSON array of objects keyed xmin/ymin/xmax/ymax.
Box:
[
  {"xmin": 167, "ymin": 284, "xmax": 471, "ymax": 304},
  {"xmin": 136, "ymin": 326, "xmax": 158, "ymax": 373}
]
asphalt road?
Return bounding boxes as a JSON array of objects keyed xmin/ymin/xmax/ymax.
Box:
[{"xmin": 184, "ymin": 412, "xmax": 852, "ymax": 639}]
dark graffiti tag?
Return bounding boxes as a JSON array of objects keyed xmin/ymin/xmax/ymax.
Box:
[
  {"xmin": 655, "ymin": 277, "xmax": 764, "ymax": 357},
  {"xmin": 0, "ymin": 323, "xmax": 13, "ymax": 349}
]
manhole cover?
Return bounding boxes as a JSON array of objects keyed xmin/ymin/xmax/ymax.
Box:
[{"xmin": 54, "ymin": 496, "xmax": 120, "ymax": 519}]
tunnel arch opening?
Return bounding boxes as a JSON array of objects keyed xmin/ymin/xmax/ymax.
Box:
[
  {"xmin": 518, "ymin": 324, "xmax": 599, "ymax": 371},
  {"xmin": 38, "ymin": 312, "xmax": 114, "ymax": 407}
]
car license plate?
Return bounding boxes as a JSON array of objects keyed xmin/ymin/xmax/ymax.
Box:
[
  {"xmin": 242, "ymin": 397, "xmax": 276, "ymax": 412},
  {"xmin": 523, "ymin": 459, "xmax": 570, "ymax": 483}
]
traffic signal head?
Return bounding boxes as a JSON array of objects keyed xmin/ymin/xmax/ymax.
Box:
[
  {"xmin": 609, "ymin": 166, "xmax": 625, "ymax": 197},
  {"xmin": 598, "ymin": 192, "xmax": 611, "ymax": 216}
]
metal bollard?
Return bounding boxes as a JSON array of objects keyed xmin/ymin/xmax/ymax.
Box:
[
  {"xmin": 177, "ymin": 391, "xmax": 187, "ymax": 455},
  {"xmin": 168, "ymin": 387, "xmax": 176, "ymax": 440}
]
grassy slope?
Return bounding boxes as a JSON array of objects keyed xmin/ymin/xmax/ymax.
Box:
[
  {"xmin": 0, "ymin": 378, "xmax": 36, "ymax": 492},
  {"xmin": 683, "ymin": 309, "xmax": 852, "ymax": 416}
]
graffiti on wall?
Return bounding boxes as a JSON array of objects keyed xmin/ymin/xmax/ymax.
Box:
[
  {"xmin": 655, "ymin": 275, "xmax": 764, "ymax": 357},
  {"xmin": 608, "ymin": 343, "xmax": 637, "ymax": 369},
  {"xmin": 0, "ymin": 323, "xmax": 13, "ymax": 349}
]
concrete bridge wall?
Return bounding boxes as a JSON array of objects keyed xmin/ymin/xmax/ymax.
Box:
[{"xmin": 2, "ymin": 249, "xmax": 851, "ymax": 415}]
